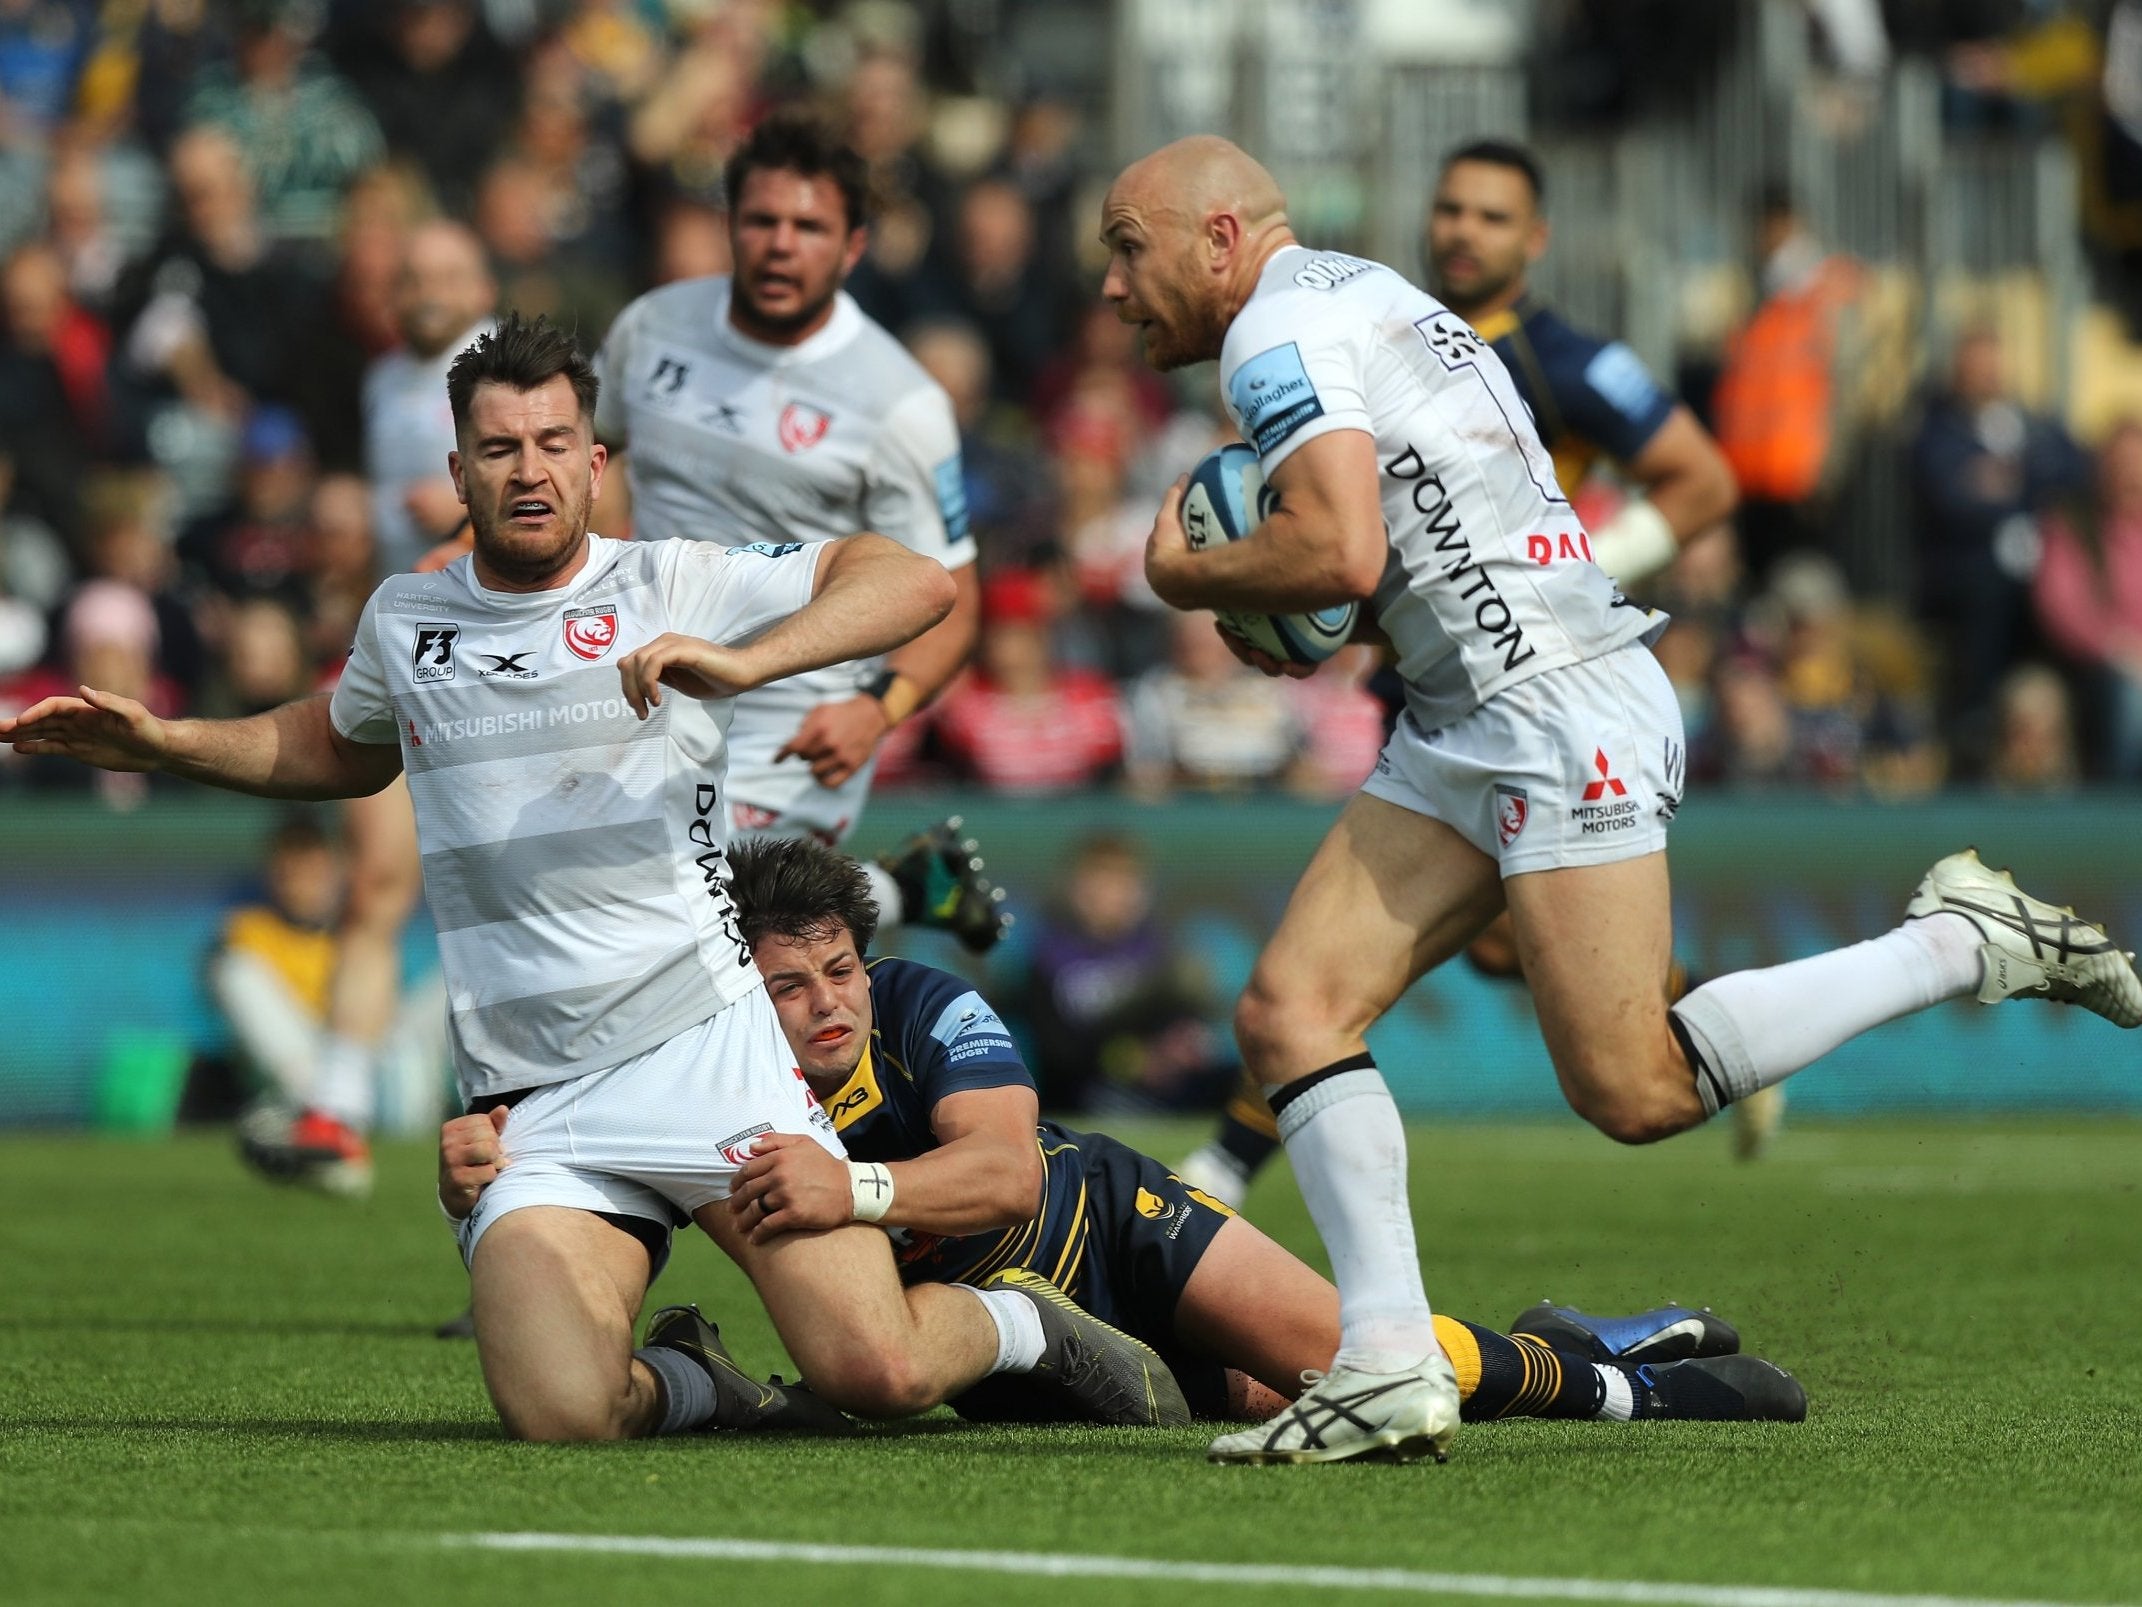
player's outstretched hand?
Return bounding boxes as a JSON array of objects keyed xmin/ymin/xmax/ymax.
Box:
[
  {"xmin": 0, "ymin": 686, "xmax": 169, "ymax": 771},
  {"xmin": 728, "ymin": 1133, "xmax": 853, "ymax": 1244},
  {"xmin": 438, "ymin": 1106, "xmax": 510, "ymax": 1222},
  {"xmin": 618, "ymin": 632, "xmax": 759, "ymax": 717},
  {"xmin": 1214, "ymin": 620, "xmax": 1316, "ymax": 680},
  {"xmin": 776, "ymin": 695, "xmax": 889, "ymax": 788},
  {"xmin": 1142, "ymin": 476, "xmax": 1197, "ymax": 608}
]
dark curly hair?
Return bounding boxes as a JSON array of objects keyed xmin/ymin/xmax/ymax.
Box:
[
  {"xmin": 726, "ymin": 837, "xmax": 881, "ymax": 955},
  {"xmin": 723, "ymin": 106, "xmax": 871, "ymax": 231}
]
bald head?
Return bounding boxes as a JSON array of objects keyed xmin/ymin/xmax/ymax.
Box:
[
  {"xmin": 1112, "ymin": 136, "xmax": 1287, "ymax": 234},
  {"xmin": 1100, "ymin": 137, "xmax": 1294, "ymax": 371},
  {"xmin": 398, "ymin": 219, "xmax": 496, "ymax": 358}
]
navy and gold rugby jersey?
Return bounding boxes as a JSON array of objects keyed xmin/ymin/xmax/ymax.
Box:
[
  {"xmin": 825, "ymin": 955, "xmax": 1110, "ymax": 1303},
  {"xmin": 1471, "ymin": 296, "xmax": 1677, "ymax": 499}
]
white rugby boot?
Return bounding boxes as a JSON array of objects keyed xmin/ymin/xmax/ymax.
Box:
[
  {"xmin": 1207, "ymin": 1350, "xmax": 1460, "ymax": 1465},
  {"xmin": 1907, "ymin": 848, "xmax": 2142, "ymax": 1028}
]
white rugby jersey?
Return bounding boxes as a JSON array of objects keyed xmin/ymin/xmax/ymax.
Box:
[
  {"xmin": 593, "ymin": 278, "xmax": 972, "ymax": 817},
  {"xmin": 362, "ymin": 318, "xmax": 492, "ymax": 577},
  {"xmin": 329, "ymin": 534, "xmax": 822, "ymax": 1099},
  {"xmin": 1220, "ymin": 247, "xmax": 1662, "ymax": 730}
]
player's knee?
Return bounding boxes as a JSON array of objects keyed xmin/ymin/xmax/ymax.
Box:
[
  {"xmin": 493, "ymin": 1386, "xmax": 636, "ymax": 1443},
  {"xmin": 1464, "ymin": 930, "xmax": 1523, "ymax": 980},
  {"xmin": 807, "ymin": 1347, "xmax": 940, "ymax": 1418},
  {"xmin": 1566, "ymin": 1079, "xmax": 1698, "ymax": 1146},
  {"xmin": 1233, "ymin": 973, "xmax": 1328, "ymax": 1073}
]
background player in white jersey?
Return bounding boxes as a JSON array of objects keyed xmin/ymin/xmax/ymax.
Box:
[
  {"xmin": 1100, "ymin": 136, "xmax": 2142, "ymax": 1466},
  {"xmin": 591, "ymin": 110, "xmax": 1003, "ymax": 949},
  {"xmin": 1, "ymin": 314, "xmax": 1185, "ymax": 1441},
  {"xmin": 239, "ymin": 221, "xmax": 501, "ymax": 1196}
]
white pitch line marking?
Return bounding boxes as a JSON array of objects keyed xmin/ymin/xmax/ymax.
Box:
[{"xmin": 442, "ymin": 1532, "xmax": 2131, "ymax": 1607}]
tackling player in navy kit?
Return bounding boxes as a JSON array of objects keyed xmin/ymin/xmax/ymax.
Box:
[{"xmin": 441, "ymin": 839, "xmax": 1808, "ymax": 1431}]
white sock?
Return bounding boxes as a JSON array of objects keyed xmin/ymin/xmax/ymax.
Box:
[
  {"xmin": 1271, "ymin": 1064, "xmax": 1438, "ymax": 1374},
  {"xmin": 860, "ymin": 860, "xmax": 907, "ymax": 931},
  {"xmin": 311, "ymin": 1033, "xmax": 374, "ymax": 1130},
  {"xmin": 1672, "ymin": 913, "xmax": 1981, "ymax": 1112},
  {"xmin": 965, "ymin": 1285, "xmax": 1047, "ymax": 1376},
  {"xmin": 1594, "ymin": 1365, "xmax": 1636, "ymax": 1422}
]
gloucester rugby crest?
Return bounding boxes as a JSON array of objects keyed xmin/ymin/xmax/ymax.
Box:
[
  {"xmin": 563, "ymin": 604, "xmax": 617, "ymax": 661},
  {"xmin": 778, "ymin": 402, "xmax": 832, "ymax": 453}
]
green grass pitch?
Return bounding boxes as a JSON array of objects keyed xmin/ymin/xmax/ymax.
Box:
[{"xmin": 3, "ymin": 1118, "xmax": 2139, "ymax": 1607}]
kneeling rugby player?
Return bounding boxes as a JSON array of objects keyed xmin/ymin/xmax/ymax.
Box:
[{"xmin": 442, "ymin": 838, "xmax": 1807, "ymax": 1433}]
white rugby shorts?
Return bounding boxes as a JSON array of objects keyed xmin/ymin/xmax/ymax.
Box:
[
  {"xmin": 1362, "ymin": 643, "xmax": 1686, "ymax": 877},
  {"xmin": 724, "ymin": 753, "xmax": 875, "ymax": 847},
  {"xmin": 455, "ymin": 982, "xmax": 842, "ymax": 1268}
]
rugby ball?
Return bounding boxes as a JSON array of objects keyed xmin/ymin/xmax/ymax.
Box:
[{"xmin": 1179, "ymin": 443, "xmax": 1358, "ymax": 664}]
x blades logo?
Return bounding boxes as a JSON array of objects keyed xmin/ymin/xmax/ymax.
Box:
[{"xmin": 476, "ymin": 651, "xmax": 537, "ymax": 679}]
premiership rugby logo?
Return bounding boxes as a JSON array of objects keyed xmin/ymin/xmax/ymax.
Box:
[
  {"xmin": 562, "ymin": 604, "xmax": 617, "ymax": 661},
  {"xmin": 778, "ymin": 402, "xmax": 832, "ymax": 453}
]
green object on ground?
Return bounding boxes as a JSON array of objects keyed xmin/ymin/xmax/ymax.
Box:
[{"xmin": 90, "ymin": 1030, "xmax": 194, "ymax": 1134}]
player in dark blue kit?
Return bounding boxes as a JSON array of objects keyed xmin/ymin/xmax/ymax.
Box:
[
  {"xmin": 1177, "ymin": 138, "xmax": 1763, "ymax": 1207},
  {"xmin": 444, "ymin": 839, "xmax": 1807, "ymax": 1430}
]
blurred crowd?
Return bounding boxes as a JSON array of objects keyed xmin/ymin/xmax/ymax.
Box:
[{"xmin": 6, "ymin": 0, "xmax": 2142, "ymax": 809}]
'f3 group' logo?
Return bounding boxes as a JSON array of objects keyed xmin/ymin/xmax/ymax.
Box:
[{"xmin": 411, "ymin": 624, "xmax": 460, "ymax": 684}]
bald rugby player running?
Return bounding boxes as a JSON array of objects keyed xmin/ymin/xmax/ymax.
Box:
[
  {"xmin": 1100, "ymin": 136, "xmax": 2140, "ymax": 1465},
  {"xmin": 1177, "ymin": 137, "xmax": 1754, "ymax": 1208}
]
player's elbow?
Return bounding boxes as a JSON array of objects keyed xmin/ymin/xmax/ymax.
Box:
[
  {"xmin": 996, "ymin": 1146, "xmax": 1045, "ymax": 1226},
  {"xmin": 1329, "ymin": 534, "xmax": 1387, "ymax": 603},
  {"xmin": 917, "ymin": 559, "xmax": 959, "ymax": 627}
]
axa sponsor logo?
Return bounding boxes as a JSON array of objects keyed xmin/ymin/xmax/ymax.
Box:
[
  {"xmin": 1570, "ymin": 747, "xmax": 1639, "ymax": 834},
  {"xmin": 563, "ymin": 604, "xmax": 617, "ymax": 661},
  {"xmin": 1383, "ymin": 446, "xmax": 1537, "ymax": 674}
]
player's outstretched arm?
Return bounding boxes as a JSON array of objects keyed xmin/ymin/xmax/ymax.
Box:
[
  {"xmin": 620, "ymin": 533, "xmax": 956, "ymax": 716},
  {"xmin": 0, "ymin": 689, "xmax": 403, "ymax": 800},
  {"xmin": 1145, "ymin": 429, "xmax": 1387, "ymax": 614},
  {"xmin": 776, "ymin": 562, "xmax": 979, "ymax": 787}
]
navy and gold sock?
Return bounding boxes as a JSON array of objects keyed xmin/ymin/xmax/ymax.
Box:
[
  {"xmin": 1435, "ymin": 1315, "xmax": 1607, "ymax": 1422},
  {"xmin": 1214, "ymin": 1068, "xmax": 1281, "ymax": 1175}
]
